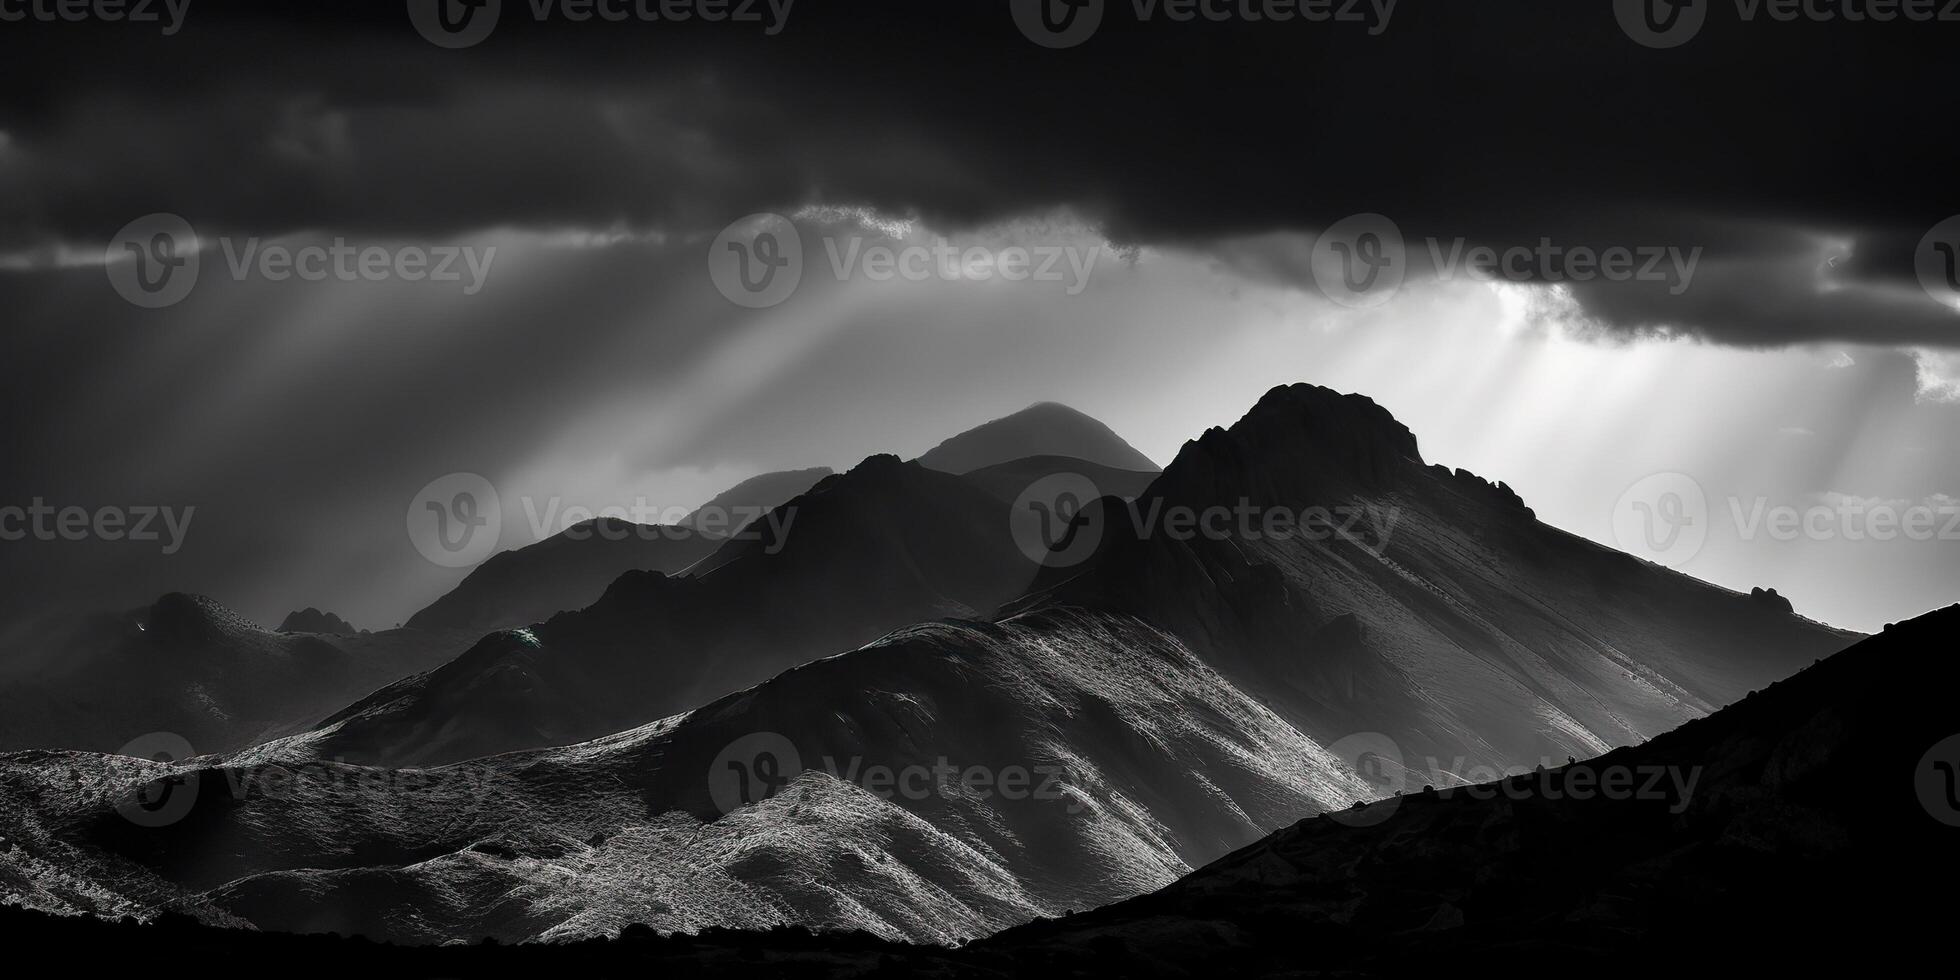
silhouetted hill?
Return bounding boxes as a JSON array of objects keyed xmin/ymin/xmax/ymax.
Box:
[
  {"xmin": 405, "ymin": 469, "xmax": 833, "ymax": 634},
  {"xmin": 0, "ymin": 595, "xmax": 475, "ymax": 755},
  {"xmin": 275, "ymin": 609, "xmax": 360, "ymax": 635},
  {"xmin": 918, "ymin": 403, "xmax": 1160, "ymax": 475},
  {"xmin": 404, "ymin": 518, "xmax": 719, "ymax": 633}
]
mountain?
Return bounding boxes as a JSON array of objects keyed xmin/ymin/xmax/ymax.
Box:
[
  {"xmin": 677, "ymin": 467, "xmax": 833, "ymax": 533},
  {"xmin": 958, "ymin": 454, "xmax": 1160, "ymax": 506},
  {"xmin": 972, "ymin": 603, "xmax": 1960, "ymax": 972},
  {"xmin": 285, "ymin": 456, "xmax": 1040, "ymax": 767},
  {"xmin": 1024, "ymin": 384, "xmax": 1855, "ymax": 784},
  {"xmin": 0, "ymin": 594, "xmax": 477, "ymax": 756},
  {"xmin": 275, "ymin": 609, "xmax": 359, "ymax": 635},
  {"xmin": 0, "ymin": 384, "xmax": 1863, "ymax": 947},
  {"xmin": 0, "ymin": 608, "xmax": 1371, "ymax": 945},
  {"xmin": 405, "ymin": 470, "xmax": 833, "ymax": 634},
  {"xmin": 403, "ymin": 519, "xmax": 720, "ymax": 633},
  {"xmin": 917, "ymin": 402, "xmax": 1160, "ymax": 475},
  {"xmin": 3, "ymin": 603, "xmax": 1947, "ymax": 972}
]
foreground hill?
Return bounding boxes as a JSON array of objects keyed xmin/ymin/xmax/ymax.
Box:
[
  {"xmin": 970, "ymin": 602, "xmax": 1960, "ymax": 972},
  {"xmin": 0, "ymin": 609, "xmax": 1371, "ymax": 944},
  {"xmin": 0, "ymin": 595, "xmax": 476, "ymax": 755},
  {"xmin": 2, "ymin": 603, "xmax": 1948, "ymax": 974}
]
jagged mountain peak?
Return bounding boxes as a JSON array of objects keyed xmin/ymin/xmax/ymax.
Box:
[
  {"xmin": 275, "ymin": 608, "xmax": 360, "ymax": 635},
  {"xmin": 1146, "ymin": 385, "xmax": 1423, "ymax": 507}
]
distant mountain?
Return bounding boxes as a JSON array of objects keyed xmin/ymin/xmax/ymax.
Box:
[
  {"xmin": 288, "ymin": 456, "xmax": 1040, "ymax": 768},
  {"xmin": 918, "ymin": 403, "xmax": 1160, "ymax": 475},
  {"xmin": 275, "ymin": 609, "xmax": 360, "ymax": 635},
  {"xmin": 405, "ymin": 470, "xmax": 833, "ymax": 634},
  {"xmin": 959, "ymin": 454, "xmax": 1159, "ymax": 506},
  {"xmin": 678, "ymin": 467, "xmax": 833, "ymax": 533},
  {"xmin": 404, "ymin": 519, "xmax": 720, "ymax": 633},
  {"xmin": 0, "ymin": 594, "xmax": 476, "ymax": 755}
]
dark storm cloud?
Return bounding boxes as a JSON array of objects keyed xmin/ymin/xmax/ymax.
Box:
[{"xmin": 2, "ymin": 0, "xmax": 1956, "ymax": 346}]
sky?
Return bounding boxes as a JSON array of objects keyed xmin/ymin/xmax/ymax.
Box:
[{"xmin": 0, "ymin": 0, "xmax": 1954, "ymax": 635}]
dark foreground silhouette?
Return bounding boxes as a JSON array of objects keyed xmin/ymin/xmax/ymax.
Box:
[{"xmin": 5, "ymin": 603, "xmax": 1954, "ymax": 976}]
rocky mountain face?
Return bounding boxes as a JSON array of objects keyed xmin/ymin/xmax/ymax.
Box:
[
  {"xmin": 1030, "ymin": 384, "xmax": 1855, "ymax": 786},
  {"xmin": 971, "ymin": 603, "xmax": 1960, "ymax": 973}
]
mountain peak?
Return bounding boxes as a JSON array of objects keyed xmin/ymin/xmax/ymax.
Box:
[
  {"xmin": 276, "ymin": 608, "xmax": 361, "ymax": 635},
  {"xmin": 1154, "ymin": 385, "xmax": 1424, "ymax": 501},
  {"xmin": 917, "ymin": 403, "xmax": 1160, "ymax": 476}
]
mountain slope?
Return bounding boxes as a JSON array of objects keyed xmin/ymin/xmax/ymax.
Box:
[
  {"xmin": 2, "ymin": 604, "xmax": 1945, "ymax": 973},
  {"xmin": 0, "ymin": 608, "xmax": 1373, "ymax": 945},
  {"xmin": 404, "ymin": 519, "xmax": 720, "ymax": 633},
  {"xmin": 1024, "ymin": 383, "xmax": 1855, "ymax": 785},
  {"xmin": 289, "ymin": 456, "xmax": 1040, "ymax": 767},
  {"xmin": 974, "ymin": 602, "xmax": 1960, "ymax": 973},
  {"xmin": 918, "ymin": 403, "xmax": 1160, "ymax": 475},
  {"xmin": 406, "ymin": 470, "xmax": 830, "ymax": 634}
]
